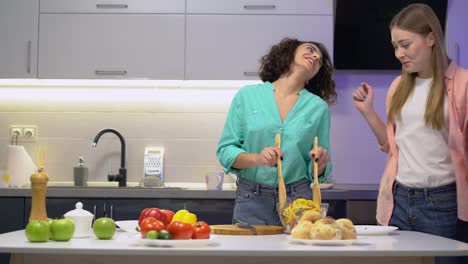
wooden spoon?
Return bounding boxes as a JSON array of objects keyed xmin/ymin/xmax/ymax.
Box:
[
  {"xmin": 312, "ymin": 136, "xmax": 322, "ymax": 205},
  {"xmin": 275, "ymin": 133, "xmax": 287, "ymax": 226}
]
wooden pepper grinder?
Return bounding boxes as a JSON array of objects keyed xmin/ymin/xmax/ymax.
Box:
[{"xmin": 29, "ymin": 167, "xmax": 49, "ymax": 221}]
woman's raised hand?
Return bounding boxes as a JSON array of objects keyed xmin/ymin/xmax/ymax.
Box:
[{"xmin": 352, "ymin": 82, "xmax": 375, "ymax": 115}]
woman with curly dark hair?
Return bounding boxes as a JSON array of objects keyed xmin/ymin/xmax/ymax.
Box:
[
  {"xmin": 216, "ymin": 38, "xmax": 336, "ymax": 225},
  {"xmin": 259, "ymin": 38, "xmax": 337, "ymax": 105}
]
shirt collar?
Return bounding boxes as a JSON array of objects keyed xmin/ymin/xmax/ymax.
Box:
[{"xmin": 266, "ymin": 81, "xmax": 308, "ymax": 96}]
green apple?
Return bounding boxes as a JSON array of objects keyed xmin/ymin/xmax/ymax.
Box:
[
  {"xmin": 46, "ymin": 218, "xmax": 54, "ymax": 240},
  {"xmin": 50, "ymin": 218, "xmax": 75, "ymax": 241},
  {"xmin": 25, "ymin": 220, "xmax": 49, "ymax": 242},
  {"xmin": 93, "ymin": 217, "xmax": 116, "ymax": 240}
]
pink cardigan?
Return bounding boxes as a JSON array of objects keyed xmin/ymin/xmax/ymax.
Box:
[{"xmin": 377, "ymin": 61, "xmax": 468, "ymax": 225}]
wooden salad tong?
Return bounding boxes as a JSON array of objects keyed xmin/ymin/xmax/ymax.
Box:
[
  {"xmin": 275, "ymin": 134, "xmax": 287, "ymax": 226},
  {"xmin": 312, "ymin": 136, "xmax": 322, "ymax": 205}
]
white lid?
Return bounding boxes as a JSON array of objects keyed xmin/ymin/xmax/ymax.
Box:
[{"xmin": 64, "ymin": 202, "xmax": 93, "ymax": 217}]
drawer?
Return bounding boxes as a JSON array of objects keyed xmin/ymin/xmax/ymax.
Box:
[
  {"xmin": 40, "ymin": 0, "xmax": 185, "ymax": 13},
  {"xmin": 187, "ymin": 0, "xmax": 332, "ymax": 15}
]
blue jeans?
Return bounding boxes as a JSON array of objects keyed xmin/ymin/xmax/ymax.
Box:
[
  {"xmin": 389, "ymin": 181, "xmax": 463, "ymax": 264},
  {"xmin": 233, "ymin": 177, "xmax": 312, "ymax": 226}
]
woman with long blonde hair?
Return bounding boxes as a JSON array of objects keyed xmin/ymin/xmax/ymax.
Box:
[{"xmin": 353, "ymin": 4, "xmax": 467, "ymax": 263}]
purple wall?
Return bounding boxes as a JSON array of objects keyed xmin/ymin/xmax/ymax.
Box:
[
  {"xmin": 447, "ymin": 0, "xmax": 468, "ymax": 68},
  {"xmin": 330, "ymin": 71, "xmax": 397, "ymax": 184}
]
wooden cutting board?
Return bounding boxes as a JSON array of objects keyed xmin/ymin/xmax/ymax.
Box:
[{"xmin": 210, "ymin": 225, "xmax": 284, "ymax": 235}]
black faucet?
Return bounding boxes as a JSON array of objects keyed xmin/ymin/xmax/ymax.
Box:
[{"xmin": 92, "ymin": 128, "xmax": 127, "ymax": 187}]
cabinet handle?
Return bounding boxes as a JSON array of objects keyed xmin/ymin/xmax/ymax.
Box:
[
  {"xmin": 26, "ymin": 40, "xmax": 31, "ymax": 74},
  {"xmin": 243, "ymin": 71, "xmax": 258, "ymax": 77},
  {"xmin": 103, "ymin": 202, "xmax": 107, "ymax": 218},
  {"xmin": 243, "ymin": 5, "xmax": 276, "ymax": 10},
  {"xmin": 110, "ymin": 204, "xmax": 114, "ymax": 219},
  {"xmin": 96, "ymin": 4, "xmax": 128, "ymax": 9},
  {"xmin": 95, "ymin": 70, "xmax": 127, "ymax": 76}
]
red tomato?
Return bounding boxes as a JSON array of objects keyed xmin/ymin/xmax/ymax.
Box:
[
  {"xmin": 138, "ymin": 208, "xmax": 168, "ymax": 227},
  {"xmin": 192, "ymin": 221, "xmax": 211, "ymax": 239},
  {"xmin": 160, "ymin": 209, "xmax": 175, "ymax": 225},
  {"xmin": 139, "ymin": 217, "xmax": 166, "ymax": 238},
  {"xmin": 167, "ymin": 221, "xmax": 193, "ymax": 240}
]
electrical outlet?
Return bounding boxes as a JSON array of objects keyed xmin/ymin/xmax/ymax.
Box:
[
  {"xmin": 9, "ymin": 126, "xmax": 37, "ymax": 142},
  {"xmin": 10, "ymin": 127, "xmax": 22, "ymax": 136}
]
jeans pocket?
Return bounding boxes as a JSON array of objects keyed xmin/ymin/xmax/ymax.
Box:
[
  {"xmin": 236, "ymin": 188, "xmax": 255, "ymax": 204},
  {"xmin": 429, "ymin": 192, "xmax": 457, "ymax": 211},
  {"xmin": 288, "ymin": 181, "xmax": 313, "ymax": 201}
]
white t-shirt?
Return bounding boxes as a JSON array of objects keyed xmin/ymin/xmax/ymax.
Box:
[{"xmin": 395, "ymin": 77, "xmax": 455, "ymax": 188}]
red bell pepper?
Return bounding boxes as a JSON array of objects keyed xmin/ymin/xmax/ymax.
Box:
[{"xmin": 138, "ymin": 208, "xmax": 168, "ymax": 227}]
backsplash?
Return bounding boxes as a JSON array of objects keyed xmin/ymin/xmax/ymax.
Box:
[{"xmin": 0, "ymin": 76, "xmax": 394, "ymax": 185}]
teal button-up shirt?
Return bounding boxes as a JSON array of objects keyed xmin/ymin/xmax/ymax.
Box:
[{"xmin": 216, "ymin": 82, "xmax": 332, "ymax": 186}]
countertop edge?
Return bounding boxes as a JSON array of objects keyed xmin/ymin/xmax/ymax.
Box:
[{"xmin": 0, "ymin": 184, "xmax": 379, "ymax": 200}]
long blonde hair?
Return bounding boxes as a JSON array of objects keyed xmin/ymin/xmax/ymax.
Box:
[{"xmin": 388, "ymin": 3, "xmax": 448, "ymax": 130}]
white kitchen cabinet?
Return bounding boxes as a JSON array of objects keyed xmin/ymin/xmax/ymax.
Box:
[
  {"xmin": 185, "ymin": 0, "xmax": 333, "ymax": 80},
  {"xmin": 2, "ymin": 0, "xmax": 335, "ymax": 80},
  {"xmin": 0, "ymin": 0, "xmax": 38, "ymax": 78},
  {"xmin": 40, "ymin": 0, "xmax": 185, "ymax": 14},
  {"xmin": 186, "ymin": 15, "xmax": 333, "ymax": 80},
  {"xmin": 186, "ymin": 0, "xmax": 332, "ymax": 15},
  {"xmin": 38, "ymin": 14, "xmax": 185, "ymax": 79}
]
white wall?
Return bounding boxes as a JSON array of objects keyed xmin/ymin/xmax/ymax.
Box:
[{"xmin": 0, "ymin": 81, "xmax": 241, "ymax": 185}]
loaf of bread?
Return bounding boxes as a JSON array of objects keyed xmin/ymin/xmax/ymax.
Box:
[
  {"xmin": 290, "ymin": 218, "xmax": 356, "ymax": 240},
  {"xmin": 291, "ymin": 220, "xmax": 314, "ymax": 239},
  {"xmin": 335, "ymin": 218, "xmax": 357, "ymax": 239},
  {"xmin": 299, "ymin": 210, "xmax": 322, "ymax": 223},
  {"xmin": 310, "ymin": 219, "xmax": 342, "ymax": 240}
]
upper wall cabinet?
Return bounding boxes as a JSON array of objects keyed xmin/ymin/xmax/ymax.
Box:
[
  {"xmin": 1, "ymin": 0, "xmax": 334, "ymax": 80},
  {"xmin": 40, "ymin": 0, "xmax": 185, "ymax": 13},
  {"xmin": 185, "ymin": 0, "xmax": 333, "ymax": 80},
  {"xmin": 186, "ymin": 0, "xmax": 332, "ymax": 15},
  {"xmin": 0, "ymin": 0, "xmax": 39, "ymax": 78},
  {"xmin": 38, "ymin": 0, "xmax": 185, "ymax": 79}
]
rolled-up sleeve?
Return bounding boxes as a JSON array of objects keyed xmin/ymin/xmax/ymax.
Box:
[
  {"xmin": 216, "ymin": 93, "xmax": 246, "ymax": 174},
  {"xmin": 378, "ymin": 141, "xmax": 390, "ymax": 153}
]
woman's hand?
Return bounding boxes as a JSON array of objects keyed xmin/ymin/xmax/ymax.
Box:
[
  {"xmin": 256, "ymin": 147, "xmax": 283, "ymax": 167},
  {"xmin": 309, "ymin": 147, "xmax": 329, "ymax": 176},
  {"xmin": 352, "ymin": 82, "xmax": 388, "ymax": 149},
  {"xmin": 352, "ymin": 82, "xmax": 375, "ymax": 116}
]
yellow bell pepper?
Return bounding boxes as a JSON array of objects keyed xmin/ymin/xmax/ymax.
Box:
[{"xmin": 172, "ymin": 209, "xmax": 197, "ymax": 225}]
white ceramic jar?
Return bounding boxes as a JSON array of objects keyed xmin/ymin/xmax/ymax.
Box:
[{"xmin": 64, "ymin": 202, "xmax": 94, "ymax": 238}]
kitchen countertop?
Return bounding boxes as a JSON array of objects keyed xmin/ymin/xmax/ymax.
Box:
[
  {"xmin": 0, "ymin": 229, "xmax": 467, "ymax": 264},
  {"xmin": 0, "ymin": 184, "xmax": 379, "ymax": 200}
]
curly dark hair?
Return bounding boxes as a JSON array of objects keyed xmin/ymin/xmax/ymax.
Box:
[{"xmin": 258, "ymin": 38, "xmax": 337, "ymax": 105}]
